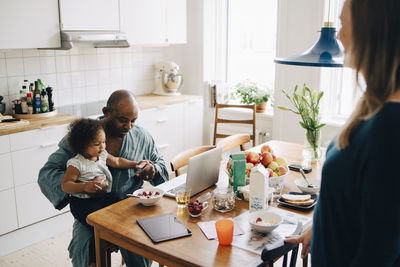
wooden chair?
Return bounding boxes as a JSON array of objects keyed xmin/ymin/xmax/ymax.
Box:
[
  {"xmin": 216, "ymin": 133, "xmax": 251, "ymax": 153},
  {"xmin": 213, "ymin": 103, "xmax": 256, "ymax": 147},
  {"xmin": 258, "ymin": 222, "xmax": 308, "ymax": 267},
  {"xmin": 170, "ymin": 145, "xmax": 216, "ymax": 177}
]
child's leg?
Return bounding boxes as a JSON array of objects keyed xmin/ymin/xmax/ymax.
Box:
[{"xmin": 69, "ymin": 196, "xmax": 106, "ymax": 228}]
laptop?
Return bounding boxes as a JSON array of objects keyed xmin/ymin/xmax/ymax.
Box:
[{"xmin": 158, "ymin": 147, "xmax": 222, "ymax": 198}]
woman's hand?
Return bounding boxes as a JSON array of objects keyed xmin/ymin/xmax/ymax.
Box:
[
  {"xmin": 135, "ymin": 160, "xmax": 157, "ymax": 181},
  {"xmin": 285, "ymin": 226, "xmax": 312, "ymax": 258}
]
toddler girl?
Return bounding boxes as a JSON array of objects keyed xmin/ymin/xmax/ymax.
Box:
[{"xmin": 61, "ymin": 118, "xmax": 144, "ymax": 227}]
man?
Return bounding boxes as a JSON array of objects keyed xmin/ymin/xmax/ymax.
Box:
[{"xmin": 38, "ymin": 90, "xmax": 169, "ymax": 267}]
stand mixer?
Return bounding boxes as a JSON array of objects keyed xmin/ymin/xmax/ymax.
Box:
[{"xmin": 153, "ymin": 62, "xmax": 183, "ymax": 96}]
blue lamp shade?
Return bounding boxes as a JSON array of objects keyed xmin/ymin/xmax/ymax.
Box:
[{"xmin": 274, "ymin": 26, "xmax": 344, "ymax": 67}]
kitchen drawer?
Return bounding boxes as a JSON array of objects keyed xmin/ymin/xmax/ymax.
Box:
[
  {"xmin": 15, "ymin": 182, "xmax": 68, "ymax": 228},
  {"xmin": 9, "ymin": 124, "xmax": 68, "ymax": 152},
  {"xmin": 11, "ymin": 143, "xmax": 59, "ymax": 186},
  {"xmin": 0, "ymin": 189, "xmax": 18, "ymax": 235},
  {"xmin": 140, "ymin": 104, "xmax": 184, "ymax": 145},
  {"xmin": 0, "ymin": 135, "xmax": 10, "ymax": 154},
  {"xmin": 0, "ymin": 153, "xmax": 14, "ymax": 191}
]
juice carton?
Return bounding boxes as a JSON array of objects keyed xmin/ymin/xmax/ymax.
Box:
[
  {"xmin": 249, "ymin": 164, "xmax": 269, "ymax": 211},
  {"xmin": 228, "ymin": 153, "xmax": 246, "ymax": 192}
]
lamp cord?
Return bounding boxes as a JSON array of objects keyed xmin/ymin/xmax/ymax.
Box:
[{"xmin": 328, "ymin": 0, "xmax": 331, "ymax": 24}]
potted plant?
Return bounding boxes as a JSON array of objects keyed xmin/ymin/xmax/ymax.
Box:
[
  {"xmin": 278, "ymin": 84, "xmax": 326, "ymax": 162},
  {"xmin": 232, "ymin": 80, "xmax": 271, "ymax": 113}
]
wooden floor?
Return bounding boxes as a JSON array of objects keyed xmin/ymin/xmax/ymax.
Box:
[{"xmin": 0, "ymin": 228, "xmax": 308, "ymax": 267}]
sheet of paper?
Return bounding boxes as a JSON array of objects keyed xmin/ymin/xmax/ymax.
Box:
[
  {"xmin": 197, "ymin": 219, "xmax": 245, "ymax": 240},
  {"xmin": 230, "ymin": 207, "xmax": 312, "ymax": 255}
]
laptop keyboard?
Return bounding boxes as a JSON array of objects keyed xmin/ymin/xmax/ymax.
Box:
[{"xmin": 167, "ymin": 184, "xmax": 186, "ymax": 194}]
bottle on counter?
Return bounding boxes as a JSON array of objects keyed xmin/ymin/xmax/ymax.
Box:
[
  {"xmin": 34, "ymin": 81, "xmax": 41, "ymax": 113},
  {"xmin": 29, "ymin": 83, "xmax": 34, "ymax": 94},
  {"xmin": 40, "ymin": 89, "xmax": 49, "ymax": 113},
  {"xmin": 26, "ymin": 93, "xmax": 33, "ymax": 114},
  {"xmin": 20, "ymin": 88, "xmax": 28, "ymax": 114}
]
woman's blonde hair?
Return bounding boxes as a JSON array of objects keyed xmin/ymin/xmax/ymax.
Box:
[{"xmin": 337, "ymin": 0, "xmax": 400, "ymax": 149}]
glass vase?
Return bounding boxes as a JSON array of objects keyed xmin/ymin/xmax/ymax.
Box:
[{"xmin": 302, "ymin": 129, "xmax": 322, "ymax": 163}]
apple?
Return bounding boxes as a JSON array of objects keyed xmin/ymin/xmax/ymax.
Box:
[
  {"xmin": 267, "ymin": 168, "xmax": 274, "ymax": 177},
  {"xmin": 261, "ymin": 144, "xmax": 273, "ymax": 153},
  {"xmin": 246, "ymin": 162, "xmax": 254, "ymax": 170},
  {"xmin": 260, "ymin": 152, "xmax": 273, "ymax": 167},
  {"xmin": 272, "ymin": 171, "xmax": 278, "ymax": 177},
  {"xmin": 277, "ymin": 166, "xmax": 287, "ymax": 176},
  {"xmin": 267, "ymin": 161, "xmax": 279, "ymax": 171},
  {"xmin": 274, "ymin": 157, "xmax": 288, "ymax": 167},
  {"xmin": 246, "ymin": 151, "xmax": 260, "ymax": 164},
  {"xmin": 271, "ymin": 154, "xmax": 276, "ymax": 160}
]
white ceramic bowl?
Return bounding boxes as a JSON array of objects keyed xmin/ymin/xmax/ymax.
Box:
[
  {"xmin": 294, "ymin": 178, "xmax": 321, "ymax": 194},
  {"xmin": 249, "ymin": 211, "xmax": 282, "ymax": 233},
  {"xmin": 238, "ymin": 185, "xmax": 274, "ymax": 202},
  {"xmin": 131, "ymin": 188, "xmax": 164, "ymax": 206}
]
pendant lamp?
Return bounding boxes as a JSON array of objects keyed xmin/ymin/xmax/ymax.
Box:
[{"xmin": 274, "ymin": 0, "xmax": 344, "ymax": 68}]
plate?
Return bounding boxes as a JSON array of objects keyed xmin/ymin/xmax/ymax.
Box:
[{"xmin": 277, "ymin": 192, "xmax": 318, "ymax": 210}]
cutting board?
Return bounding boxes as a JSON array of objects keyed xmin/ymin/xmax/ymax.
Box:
[{"xmin": 0, "ymin": 118, "xmax": 30, "ymax": 130}]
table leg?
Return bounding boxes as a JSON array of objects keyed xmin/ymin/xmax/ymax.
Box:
[{"xmin": 94, "ymin": 228, "xmax": 108, "ymax": 267}]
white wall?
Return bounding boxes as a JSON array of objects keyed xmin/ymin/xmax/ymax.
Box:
[{"xmin": 0, "ymin": 46, "xmax": 180, "ymax": 116}]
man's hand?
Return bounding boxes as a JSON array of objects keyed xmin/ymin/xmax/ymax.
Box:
[
  {"xmin": 135, "ymin": 160, "xmax": 157, "ymax": 181},
  {"xmin": 285, "ymin": 226, "xmax": 312, "ymax": 258}
]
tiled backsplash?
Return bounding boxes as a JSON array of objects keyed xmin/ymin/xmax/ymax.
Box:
[{"xmin": 0, "ymin": 46, "xmax": 168, "ymax": 116}]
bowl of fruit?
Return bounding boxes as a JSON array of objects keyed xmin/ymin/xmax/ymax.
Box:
[
  {"xmin": 249, "ymin": 210, "xmax": 282, "ymax": 233},
  {"xmin": 130, "ymin": 188, "xmax": 164, "ymax": 206},
  {"xmin": 227, "ymin": 144, "xmax": 289, "ymax": 185},
  {"xmin": 187, "ymin": 200, "xmax": 209, "ymax": 217}
]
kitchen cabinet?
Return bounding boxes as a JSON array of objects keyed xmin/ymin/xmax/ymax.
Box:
[
  {"xmin": 120, "ymin": 0, "xmax": 187, "ymax": 45},
  {"xmin": 0, "ymin": 123, "xmax": 69, "ymax": 233},
  {"xmin": 59, "ymin": 0, "xmax": 119, "ymax": 31},
  {"xmin": 0, "ymin": 189, "xmax": 18, "ymax": 235},
  {"xmin": 138, "ymin": 98, "xmax": 203, "ymax": 174},
  {"xmin": 0, "ymin": 0, "xmax": 60, "ymax": 49}
]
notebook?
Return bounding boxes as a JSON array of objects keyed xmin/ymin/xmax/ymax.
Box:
[
  {"xmin": 158, "ymin": 147, "xmax": 222, "ymax": 198},
  {"xmin": 137, "ymin": 213, "xmax": 192, "ymax": 243}
]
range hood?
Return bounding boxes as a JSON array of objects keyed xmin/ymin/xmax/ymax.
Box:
[{"xmin": 60, "ymin": 31, "xmax": 130, "ymax": 50}]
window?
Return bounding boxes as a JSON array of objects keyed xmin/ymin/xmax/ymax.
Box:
[
  {"xmin": 226, "ymin": 0, "xmax": 278, "ymax": 102},
  {"xmin": 320, "ymin": 0, "xmax": 362, "ymax": 122}
]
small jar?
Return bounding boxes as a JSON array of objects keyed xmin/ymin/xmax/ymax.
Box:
[{"xmin": 212, "ymin": 187, "xmax": 235, "ymax": 212}]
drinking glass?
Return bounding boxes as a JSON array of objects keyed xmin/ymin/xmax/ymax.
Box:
[
  {"xmin": 215, "ymin": 219, "xmax": 234, "ymax": 246},
  {"xmin": 175, "ymin": 187, "xmax": 191, "ymax": 208},
  {"xmin": 269, "ymin": 177, "xmax": 284, "ymax": 207}
]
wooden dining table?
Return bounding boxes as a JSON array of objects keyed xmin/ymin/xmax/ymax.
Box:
[{"xmin": 87, "ymin": 140, "xmax": 326, "ymax": 267}]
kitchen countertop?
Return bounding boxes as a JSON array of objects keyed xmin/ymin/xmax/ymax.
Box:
[{"xmin": 0, "ymin": 94, "xmax": 202, "ymax": 136}]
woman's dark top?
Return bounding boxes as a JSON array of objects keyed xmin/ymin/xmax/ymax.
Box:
[{"xmin": 311, "ymin": 102, "xmax": 400, "ymax": 266}]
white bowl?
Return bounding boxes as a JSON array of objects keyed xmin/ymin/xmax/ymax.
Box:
[
  {"xmin": 249, "ymin": 211, "xmax": 282, "ymax": 233},
  {"xmin": 239, "ymin": 185, "xmax": 274, "ymax": 202},
  {"xmin": 131, "ymin": 188, "xmax": 164, "ymax": 206},
  {"xmin": 294, "ymin": 178, "xmax": 321, "ymax": 194}
]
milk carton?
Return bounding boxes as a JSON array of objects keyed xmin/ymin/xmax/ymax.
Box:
[
  {"xmin": 228, "ymin": 153, "xmax": 246, "ymax": 192},
  {"xmin": 249, "ymin": 164, "xmax": 269, "ymax": 211}
]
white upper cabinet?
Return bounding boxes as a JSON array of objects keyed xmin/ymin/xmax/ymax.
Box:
[
  {"xmin": 166, "ymin": 0, "xmax": 187, "ymax": 44},
  {"xmin": 0, "ymin": 0, "xmax": 60, "ymax": 49},
  {"xmin": 120, "ymin": 0, "xmax": 186, "ymax": 45},
  {"xmin": 59, "ymin": 0, "xmax": 120, "ymax": 31}
]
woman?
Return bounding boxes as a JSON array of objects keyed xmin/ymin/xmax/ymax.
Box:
[{"xmin": 285, "ymin": 0, "xmax": 400, "ymax": 266}]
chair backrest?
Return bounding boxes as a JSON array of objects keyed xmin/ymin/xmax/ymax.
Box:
[
  {"xmin": 216, "ymin": 133, "xmax": 251, "ymax": 153},
  {"xmin": 213, "ymin": 103, "xmax": 256, "ymax": 147},
  {"xmin": 170, "ymin": 145, "xmax": 216, "ymax": 177}
]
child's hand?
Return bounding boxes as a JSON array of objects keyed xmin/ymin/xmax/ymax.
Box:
[
  {"xmin": 84, "ymin": 180, "xmax": 103, "ymax": 193},
  {"xmin": 93, "ymin": 175, "xmax": 108, "ymax": 190}
]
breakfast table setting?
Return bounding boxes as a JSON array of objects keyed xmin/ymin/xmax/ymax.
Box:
[{"xmin": 87, "ymin": 140, "xmax": 325, "ymax": 267}]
